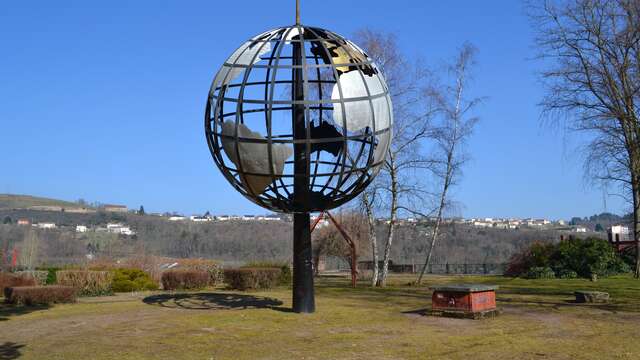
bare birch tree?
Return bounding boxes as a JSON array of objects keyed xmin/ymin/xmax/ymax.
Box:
[
  {"xmin": 416, "ymin": 43, "xmax": 481, "ymax": 285},
  {"xmin": 528, "ymin": 0, "xmax": 640, "ymax": 277},
  {"xmin": 354, "ymin": 29, "xmax": 434, "ymax": 287},
  {"xmin": 360, "ymin": 189, "xmax": 379, "ymax": 286},
  {"xmin": 20, "ymin": 229, "xmax": 40, "ymax": 270}
]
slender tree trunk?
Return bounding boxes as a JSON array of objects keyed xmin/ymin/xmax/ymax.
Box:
[
  {"xmin": 416, "ymin": 72, "xmax": 461, "ymax": 285},
  {"xmin": 362, "ymin": 192, "xmax": 379, "ymax": 287},
  {"xmin": 633, "ymin": 175, "xmax": 640, "ymax": 278},
  {"xmin": 379, "ymin": 155, "xmax": 398, "ymax": 287},
  {"xmin": 416, "ymin": 193, "xmax": 445, "ymax": 285}
]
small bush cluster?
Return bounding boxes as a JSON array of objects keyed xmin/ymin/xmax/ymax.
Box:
[
  {"xmin": 161, "ymin": 270, "xmax": 209, "ymax": 290},
  {"xmin": 4, "ymin": 286, "xmax": 77, "ymax": 306},
  {"xmin": 56, "ymin": 270, "xmax": 113, "ymax": 296},
  {"xmin": 506, "ymin": 237, "xmax": 630, "ymax": 279},
  {"xmin": 243, "ymin": 261, "xmax": 291, "ymax": 286},
  {"xmin": 0, "ymin": 272, "xmax": 36, "ymax": 293},
  {"xmin": 15, "ymin": 270, "xmax": 49, "ymax": 285},
  {"xmin": 224, "ymin": 268, "xmax": 281, "ymax": 290},
  {"xmin": 111, "ymin": 268, "xmax": 158, "ymax": 292},
  {"xmin": 524, "ymin": 266, "xmax": 556, "ymax": 279}
]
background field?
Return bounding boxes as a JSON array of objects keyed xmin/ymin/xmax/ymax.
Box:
[{"xmin": 1, "ymin": 274, "xmax": 639, "ymax": 360}]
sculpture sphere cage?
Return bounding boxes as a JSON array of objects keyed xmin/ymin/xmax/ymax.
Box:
[{"xmin": 205, "ymin": 25, "xmax": 393, "ymax": 213}]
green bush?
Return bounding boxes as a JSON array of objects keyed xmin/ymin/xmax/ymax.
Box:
[
  {"xmin": 557, "ymin": 269, "xmax": 578, "ymax": 279},
  {"xmin": 161, "ymin": 270, "xmax": 209, "ymax": 290},
  {"xmin": 111, "ymin": 269, "xmax": 158, "ymax": 292},
  {"xmin": 224, "ymin": 268, "xmax": 281, "ymax": 290},
  {"xmin": 36, "ymin": 267, "xmax": 64, "ymax": 285},
  {"xmin": 56, "ymin": 270, "xmax": 113, "ymax": 296},
  {"xmin": 243, "ymin": 261, "xmax": 291, "ymax": 285},
  {"xmin": 507, "ymin": 237, "xmax": 630, "ymax": 279},
  {"xmin": 524, "ymin": 266, "xmax": 556, "ymax": 279},
  {"xmin": 4, "ymin": 285, "xmax": 77, "ymax": 305},
  {"xmin": 44, "ymin": 268, "xmax": 59, "ymax": 285}
]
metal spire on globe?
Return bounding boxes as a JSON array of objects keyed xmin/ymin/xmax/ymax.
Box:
[{"xmin": 205, "ymin": 0, "xmax": 393, "ymax": 313}]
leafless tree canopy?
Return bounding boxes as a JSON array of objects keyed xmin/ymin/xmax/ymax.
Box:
[
  {"xmin": 416, "ymin": 43, "xmax": 482, "ymax": 284},
  {"xmin": 353, "ymin": 29, "xmax": 435, "ymax": 286},
  {"xmin": 529, "ymin": 0, "xmax": 640, "ymax": 276}
]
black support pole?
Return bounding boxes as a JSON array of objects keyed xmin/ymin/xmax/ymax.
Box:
[{"xmin": 292, "ymin": 30, "xmax": 315, "ymax": 313}]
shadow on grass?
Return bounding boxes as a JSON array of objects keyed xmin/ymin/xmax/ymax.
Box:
[
  {"xmin": 0, "ymin": 342, "xmax": 25, "ymax": 360},
  {"xmin": 0, "ymin": 303, "xmax": 50, "ymax": 322},
  {"xmin": 142, "ymin": 293, "xmax": 284, "ymax": 311},
  {"xmin": 402, "ymin": 308, "xmax": 429, "ymax": 316}
]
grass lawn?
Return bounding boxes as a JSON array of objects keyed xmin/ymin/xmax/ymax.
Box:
[{"xmin": 1, "ymin": 274, "xmax": 639, "ymax": 359}]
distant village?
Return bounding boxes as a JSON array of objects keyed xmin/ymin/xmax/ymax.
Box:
[
  {"xmin": 11, "ymin": 203, "xmax": 286, "ymax": 237},
  {"xmin": 7, "ymin": 203, "xmax": 634, "ymax": 244}
]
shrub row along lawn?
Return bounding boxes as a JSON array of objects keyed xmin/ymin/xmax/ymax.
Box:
[
  {"xmin": 0, "ymin": 274, "xmax": 639, "ymax": 359},
  {"xmin": 4, "ymin": 285, "xmax": 76, "ymax": 305},
  {"xmin": 0, "ymin": 262, "xmax": 289, "ymax": 306}
]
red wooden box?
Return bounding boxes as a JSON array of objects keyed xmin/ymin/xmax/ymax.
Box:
[{"xmin": 429, "ymin": 284, "xmax": 499, "ymax": 319}]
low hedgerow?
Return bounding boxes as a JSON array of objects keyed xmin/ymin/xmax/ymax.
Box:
[
  {"xmin": 56, "ymin": 270, "xmax": 113, "ymax": 296},
  {"xmin": 557, "ymin": 269, "xmax": 578, "ymax": 279},
  {"xmin": 174, "ymin": 259, "xmax": 224, "ymax": 286},
  {"xmin": 243, "ymin": 261, "xmax": 291, "ymax": 286},
  {"xmin": 0, "ymin": 272, "xmax": 37, "ymax": 294},
  {"xmin": 15, "ymin": 270, "xmax": 49, "ymax": 285},
  {"xmin": 224, "ymin": 268, "xmax": 281, "ymax": 290},
  {"xmin": 4, "ymin": 285, "xmax": 77, "ymax": 305},
  {"xmin": 161, "ymin": 270, "xmax": 209, "ymax": 290},
  {"xmin": 524, "ymin": 266, "xmax": 556, "ymax": 279},
  {"xmin": 111, "ymin": 268, "xmax": 158, "ymax": 292}
]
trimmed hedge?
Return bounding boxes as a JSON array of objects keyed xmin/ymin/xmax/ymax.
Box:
[
  {"xmin": 4, "ymin": 286, "xmax": 77, "ymax": 305},
  {"xmin": 224, "ymin": 268, "xmax": 281, "ymax": 290},
  {"xmin": 112, "ymin": 268, "xmax": 158, "ymax": 292},
  {"xmin": 174, "ymin": 259, "xmax": 224, "ymax": 286},
  {"xmin": 161, "ymin": 270, "xmax": 209, "ymax": 290},
  {"xmin": 56, "ymin": 270, "xmax": 113, "ymax": 296},
  {"xmin": 243, "ymin": 261, "xmax": 291, "ymax": 286},
  {"xmin": 15, "ymin": 270, "xmax": 49, "ymax": 285},
  {"xmin": 0, "ymin": 272, "xmax": 37, "ymax": 293}
]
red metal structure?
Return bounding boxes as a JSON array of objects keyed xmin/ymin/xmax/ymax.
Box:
[
  {"xmin": 310, "ymin": 211, "xmax": 358, "ymax": 287},
  {"xmin": 429, "ymin": 284, "xmax": 499, "ymax": 319},
  {"xmin": 11, "ymin": 247, "xmax": 18, "ymax": 269}
]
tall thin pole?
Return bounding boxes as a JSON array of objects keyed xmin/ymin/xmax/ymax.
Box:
[
  {"xmin": 292, "ymin": 29, "xmax": 315, "ymax": 314},
  {"xmin": 296, "ymin": 0, "xmax": 300, "ymax": 25}
]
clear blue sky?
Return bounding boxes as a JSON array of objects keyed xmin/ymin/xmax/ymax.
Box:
[{"xmin": 0, "ymin": 0, "xmax": 626, "ymax": 219}]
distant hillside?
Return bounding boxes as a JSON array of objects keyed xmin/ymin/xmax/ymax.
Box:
[{"xmin": 0, "ymin": 194, "xmax": 88, "ymax": 210}]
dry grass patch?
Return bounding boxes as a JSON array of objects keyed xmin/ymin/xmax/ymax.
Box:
[{"xmin": 0, "ymin": 274, "xmax": 638, "ymax": 359}]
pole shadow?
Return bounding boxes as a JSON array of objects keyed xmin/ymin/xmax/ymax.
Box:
[
  {"xmin": 0, "ymin": 342, "xmax": 25, "ymax": 360},
  {"xmin": 0, "ymin": 304, "xmax": 50, "ymax": 322},
  {"xmin": 142, "ymin": 293, "xmax": 284, "ymax": 311}
]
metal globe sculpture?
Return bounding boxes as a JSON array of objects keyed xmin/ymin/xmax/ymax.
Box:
[
  {"xmin": 205, "ymin": 26, "xmax": 392, "ymax": 213},
  {"xmin": 205, "ymin": 19, "xmax": 393, "ymax": 313}
]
